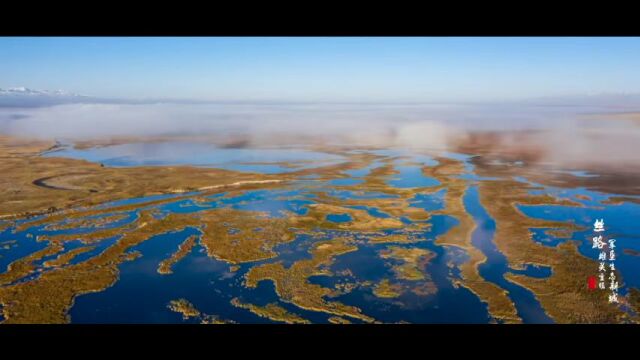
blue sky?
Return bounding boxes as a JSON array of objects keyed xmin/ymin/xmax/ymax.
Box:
[{"xmin": 1, "ymin": 37, "xmax": 639, "ymax": 102}]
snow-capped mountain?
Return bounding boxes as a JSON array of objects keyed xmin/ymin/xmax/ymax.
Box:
[
  {"xmin": 0, "ymin": 87, "xmax": 92, "ymax": 107},
  {"xmin": 0, "ymin": 87, "xmax": 86, "ymax": 97},
  {"xmin": 0, "ymin": 88, "xmax": 213, "ymax": 107}
]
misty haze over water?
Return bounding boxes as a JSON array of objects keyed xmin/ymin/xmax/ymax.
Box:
[{"xmin": 1, "ymin": 92, "xmax": 640, "ymax": 170}]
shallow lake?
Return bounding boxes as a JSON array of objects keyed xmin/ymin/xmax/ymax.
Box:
[
  {"xmin": 1, "ymin": 146, "xmax": 638, "ymax": 323},
  {"xmin": 46, "ymin": 141, "xmax": 347, "ymax": 174}
]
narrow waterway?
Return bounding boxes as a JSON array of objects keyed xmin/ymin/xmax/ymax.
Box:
[{"xmin": 464, "ymin": 186, "xmax": 554, "ymax": 324}]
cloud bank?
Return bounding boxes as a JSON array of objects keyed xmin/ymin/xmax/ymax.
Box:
[{"xmin": 1, "ymin": 92, "xmax": 639, "ymax": 170}]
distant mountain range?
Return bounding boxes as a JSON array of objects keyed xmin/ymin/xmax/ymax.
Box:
[
  {"xmin": 0, "ymin": 87, "xmax": 224, "ymax": 107},
  {"xmin": 0, "ymin": 87, "xmax": 86, "ymax": 97},
  {"xmin": 0, "ymin": 87, "xmax": 96, "ymax": 107},
  {"xmin": 2, "ymin": 87, "xmax": 640, "ymax": 109}
]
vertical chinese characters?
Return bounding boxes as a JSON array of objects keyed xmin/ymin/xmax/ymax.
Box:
[{"xmin": 591, "ymin": 219, "xmax": 618, "ymax": 303}]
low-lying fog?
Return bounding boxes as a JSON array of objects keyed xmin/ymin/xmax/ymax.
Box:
[{"xmin": 1, "ymin": 96, "xmax": 639, "ymax": 171}]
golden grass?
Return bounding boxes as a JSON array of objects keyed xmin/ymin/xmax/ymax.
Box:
[
  {"xmin": 0, "ymin": 135, "xmax": 281, "ymax": 220},
  {"xmin": 424, "ymin": 157, "xmax": 522, "ymax": 323},
  {"xmin": 372, "ymin": 279, "xmax": 402, "ymax": 298},
  {"xmin": 230, "ymin": 298, "xmax": 310, "ymax": 324},
  {"xmin": 167, "ymin": 298, "xmax": 200, "ymax": 320},
  {"xmin": 157, "ymin": 235, "xmax": 198, "ymax": 274},
  {"xmin": 379, "ymin": 246, "xmax": 434, "ymax": 281},
  {"xmin": 244, "ymin": 236, "xmax": 374, "ymax": 323},
  {"xmin": 478, "ymin": 179, "xmax": 637, "ymax": 323},
  {"xmin": 197, "ymin": 209, "xmax": 297, "ymax": 264},
  {"xmin": 328, "ymin": 316, "xmax": 351, "ymax": 324},
  {"xmin": 0, "ymin": 210, "xmax": 199, "ymax": 323}
]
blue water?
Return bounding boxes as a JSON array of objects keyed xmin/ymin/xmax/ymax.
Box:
[
  {"xmin": 69, "ymin": 236, "xmax": 121, "ymax": 265},
  {"xmin": 70, "ymin": 227, "xmax": 285, "ymax": 323},
  {"xmin": 530, "ymin": 228, "xmax": 568, "ymax": 247},
  {"xmin": 410, "ymin": 189, "xmax": 446, "ymax": 212},
  {"xmin": 553, "ymin": 169, "xmax": 600, "ymax": 178},
  {"xmin": 344, "ymin": 162, "xmax": 382, "ymax": 177},
  {"xmin": 325, "ymin": 214, "xmax": 491, "ymax": 323},
  {"xmin": 206, "ymin": 189, "xmax": 314, "ymax": 217},
  {"xmin": 509, "ymin": 263, "xmax": 553, "ymax": 278},
  {"xmin": 329, "ymin": 178, "xmax": 364, "ymax": 186},
  {"xmin": 388, "ymin": 165, "xmax": 441, "ymax": 189},
  {"xmin": 44, "ymin": 211, "xmax": 138, "ymax": 236},
  {"xmin": 69, "ymin": 226, "xmax": 341, "ymax": 324},
  {"xmin": 368, "ymin": 149, "xmax": 439, "ymax": 167},
  {"xmin": 322, "ymin": 189, "xmax": 399, "ymax": 200},
  {"xmin": 95, "ymin": 192, "xmax": 193, "ymax": 211},
  {"xmin": 347, "ymin": 205, "xmax": 391, "ymax": 218},
  {"xmin": 0, "ymin": 208, "xmax": 138, "ymax": 285},
  {"xmin": 33, "ymin": 240, "xmax": 86, "ymax": 268},
  {"xmin": 464, "ymin": 186, "xmax": 554, "ymax": 324},
  {"xmin": 269, "ymin": 233, "xmax": 319, "ymax": 268},
  {"xmin": 518, "ymin": 197, "xmax": 640, "ymax": 289},
  {"xmin": 3, "ymin": 148, "xmax": 639, "ymax": 324},
  {"xmin": 46, "ymin": 142, "xmax": 346, "ymax": 174},
  {"xmin": 326, "ymin": 213, "xmax": 353, "ymax": 223},
  {"xmin": 528, "ymin": 186, "xmax": 611, "ymax": 207},
  {"xmin": 0, "ymin": 227, "xmax": 47, "ymax": 274}
]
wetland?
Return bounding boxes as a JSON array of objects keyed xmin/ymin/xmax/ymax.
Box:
[{"xmin": 0, "ymin": 131, "xmax": 639, "ymax": 324}]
